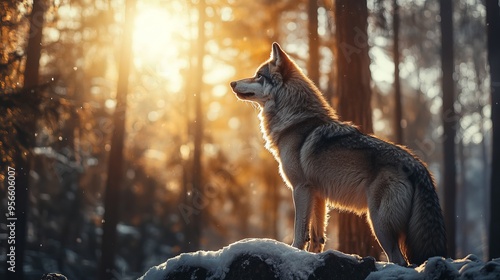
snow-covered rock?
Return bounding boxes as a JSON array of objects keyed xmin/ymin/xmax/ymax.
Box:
[
  {"xmin": 369, "ymin": 254, "xmax": 500, "ymax": 279},
  {"xmin": 138, "ymin": 238, "xmax": 500, "ymax": 280}
]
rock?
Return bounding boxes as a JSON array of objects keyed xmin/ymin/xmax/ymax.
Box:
[{"xmin": 139, "ymin": 239, "xmax": 500, "ymax": 280}]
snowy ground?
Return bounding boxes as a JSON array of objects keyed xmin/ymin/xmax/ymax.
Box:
[{"xmin": 139, "ymin": 238, "xmax": 500, "ymax": 280}]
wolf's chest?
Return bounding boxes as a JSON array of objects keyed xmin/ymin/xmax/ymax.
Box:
[{"xmin": 273, "ymin": 134, "xmax": 308, "ymax": 187}]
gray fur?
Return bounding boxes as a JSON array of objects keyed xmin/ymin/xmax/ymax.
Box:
[{"xmin": 230, "ymin": 42, "xmax": 446, "ymax": 265}]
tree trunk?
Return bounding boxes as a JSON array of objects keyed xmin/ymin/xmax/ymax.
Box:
[
  {"xmin": 334, "ymin": 0, "xmax": 383, "ymax": 259},
  {"xmin": 98, "ymin": 0, "xmax": 135, "ymax": 279},
  {"xmin": 56, "ymin": 110, "xmax": 82, "ymax": 272},
  {"xmin": 308, "ymin": 0, "xmax": 320, "ymax": 86},
  {"xmin": 24, "ymin": 0, "xmax": 45, "ymax": 89},
  {"xmin": 393, "ymin": 0, "xmax": 403, "ymax": 144},
  {"xmin": 262, "ymin": 160, "xmax": 280, "ymax": 239},
  {"xmin": 185, "ymin": 0, "xmax": 206, "ymax": 252},
  {"xmin": 486, "ymin": 0, "xmax": 500, "ymax": 260},
  {"xmin": 439, "ymin": 0, "xmax": 457, "ymax": 259},
  {"xmin": 10, "ymin": 1, "xmax": 47, "ymax": 279},
  {"xmin": 457, "ymin": 137, "xmax": 466, "ymax": 257}
]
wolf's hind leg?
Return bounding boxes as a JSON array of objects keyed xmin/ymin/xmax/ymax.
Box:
[
  {"xmin": 291, "ymin": 184, "xmax": 313, "ymax": 250},
  {"xmin": 367, "ymin": 177, "xmax": 412, "ymax": 265},
  {"xmin": 308, "ymin": 194, "xmax": 327, "ymax": 253},
  {"xmin": 368, "ymin": 209, "xmax": 407, "ymax": 265}
]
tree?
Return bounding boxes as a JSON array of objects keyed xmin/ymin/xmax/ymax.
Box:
[
  {"xmin": 308, "ymin": 0, "xmax": 320, "ymax": 86},
  {"xmin": 334, "ymin": 0, "xmax": 383, "ymax": 259},
  {"xmin": 13, "ymin": 1, "xmax": 48, "ymax": 279},
  {"xmin": 0, "ymin": 0, "xmax": 33, "ymax": 94},
  {"xmin": 184, "ymin": 0, "xmax": 206, "ymax": 252},
  {"xmin": 393, "ymin": 0, "xmax": 403, "ymax": 144},
  {"xmin": 440, "ymin": 0, "xmax": 457, "ymax": 259},
  {"xmin": 486, "ymin": 0, "xmax": 500, "ymax": 260},
  {"xmin": 98, "ymin": 0, "xmax": 136, "ymax": 278}
]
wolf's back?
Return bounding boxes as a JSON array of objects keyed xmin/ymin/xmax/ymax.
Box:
[{"xmin": 404, "ymin": 166, "xmax": 447, "ymax": 265}]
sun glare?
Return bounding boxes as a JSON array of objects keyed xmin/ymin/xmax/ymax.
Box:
[
  {"xmin": 130, "ymin": 1, "xmax": 235, "ymax": 95},
  {"xmin": 132, "ymin": 3, "xmax": 190, "ymax": 92},
  {"xmin": 133, "ymin": 6, "xmax": 180, "ymax": 59}
]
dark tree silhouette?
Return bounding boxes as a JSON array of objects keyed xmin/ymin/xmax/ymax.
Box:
[
  {"xmin": 185, "ymin": 0, "xmax": 206, "ymax": 252},
  {"xmin": 393, "ymin": 0, "xmax": 403, "ymax": 144},
  {"xmin": 14, "ymin": 1, "xmax": 48, "ymax": 279},
  {"xmin": 98, "ymin": 0, "xmax": 136, "ymax": 278},
  {"xmin": 334, "ymin": 0, "xmax": 383, "ymax": 260},
  {"xmin": 440, "ymin": 0, "xmax": 457, "ymax": 259},
  {"xmin": 486, "ymin": 0, "xmax": 500, "ymax": 260},
  {"xmin": 308, "ymin": 0, "xmax": 320, "ymax": 86}
]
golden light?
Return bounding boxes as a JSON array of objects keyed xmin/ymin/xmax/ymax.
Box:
[
  {"xmin": 133, "ymin": 7, "xmax": 174, "ymax": 61},
  {"xmin": 132, "ymin": 2, "xmax": 191, "ymax": 92}
]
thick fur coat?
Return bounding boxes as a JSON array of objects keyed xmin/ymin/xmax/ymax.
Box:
[{"xmin": 230, "ymin": 43, "xmax": 446, "ymax": 265}]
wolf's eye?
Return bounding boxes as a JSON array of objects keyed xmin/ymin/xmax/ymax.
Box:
[{"xmin": 256, "ymin": 73, "xmax": 263, "ymax": 79}]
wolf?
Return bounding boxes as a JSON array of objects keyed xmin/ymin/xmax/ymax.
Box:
[{"xmin": 230, "ymin": 42, "xmax": 446, "ymax": 265}]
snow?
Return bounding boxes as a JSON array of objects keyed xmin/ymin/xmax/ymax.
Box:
[
  {"xmin": 367, "ymin": 262, "xmax": 420, "ymax": 279},
  {"xmin": 139, "ymin": 238, "xmax": 360, "ymax": 280},
  {"xmin": 139, "ymin": 239, "xmax": 500, "ymax": 280},
  {"xmin": 368, "ymin": 254, "xmax": 500, "ymax": 280}
]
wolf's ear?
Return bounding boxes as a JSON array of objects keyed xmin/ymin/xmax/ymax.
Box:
[{"xmin": 271, "ymin": 42, "xmax": 288, "ymax": 66}]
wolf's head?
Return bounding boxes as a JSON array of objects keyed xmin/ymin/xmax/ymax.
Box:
[
  {"xmin": 230, "ymin": 42, "xmax": 336, "ymax": 127},
  {"xmin": 230, "ymin": 42, "xmax": 338, "ymax": 154},
  {"xmin": 230, "ymin": 42, "xmax": 303, "ymax": 106}
]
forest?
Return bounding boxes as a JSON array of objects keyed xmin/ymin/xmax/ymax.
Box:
[{"xmin": 1, "ymin": 0, "xmax": 499, "ymax": 279}]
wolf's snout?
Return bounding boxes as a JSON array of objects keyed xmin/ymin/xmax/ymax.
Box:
[{"xmin": 230, "ymin": 81, "xmax": 236, "ymax": 88}]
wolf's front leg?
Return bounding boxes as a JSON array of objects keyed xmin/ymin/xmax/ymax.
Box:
[
  {"xmin": 308, "ymin": 195, "xmax": 327, "ymax": 253},
  {"xmin": 291, "ymin": 184, "xmax": 313, "ymax": 250}
]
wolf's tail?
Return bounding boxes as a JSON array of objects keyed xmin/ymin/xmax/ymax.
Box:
[{"xmin": 403, "ymin": 167, "xmax": 447, "ymax": 265}]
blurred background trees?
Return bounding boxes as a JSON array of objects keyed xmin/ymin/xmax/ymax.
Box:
[
  {"xmin": 0, "ymin": 0, "xmax": 496, "ymax": 279},
  {"xmin": 440, "ymin": 0, "xmax": 457, "ymax": 259},
  {"xmin": 486, "ymin": 0, "xmax": 500, "ymax": 260},
  {"xmin": 334, "ymin": 0, "xmax": 382, "ymax": 260}
]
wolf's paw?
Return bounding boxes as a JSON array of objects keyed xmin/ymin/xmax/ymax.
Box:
[{"xmin": 308, "ymin": 237, "xmax": 326, "ymax": 253}]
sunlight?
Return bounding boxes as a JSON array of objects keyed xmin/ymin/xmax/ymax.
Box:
[
  {"xmin": 370, "ymin": 46, "xmax": 394, "ymax": 86},
  {"xmin": 132, "ymin": 3, "xmax": 190, "ymax": 92},
  {"xmin": 131, "ymin": 2, "xmax": 237, "ymax": 95},
  {"xmin": 133, "ymin": 8, "xmax": 174, "ymax": 61}
]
